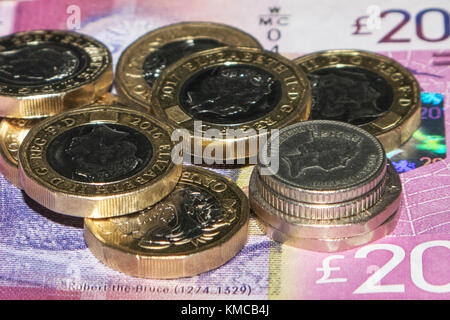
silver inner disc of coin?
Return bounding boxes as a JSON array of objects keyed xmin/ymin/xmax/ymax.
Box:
[{"xmin": 263, "ymin": 120, "xmax": 386, "ymax": 191}]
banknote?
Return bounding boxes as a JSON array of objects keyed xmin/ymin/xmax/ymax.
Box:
[{"xmin": 0, "ymin": 0, "xmax": 449, "ymax": 300}]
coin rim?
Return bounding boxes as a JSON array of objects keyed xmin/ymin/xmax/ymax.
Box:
[
  {"xmin": 256, "ymin": 207, "xmax": 399, "ymax": 252},
  {"xmin": 0, "ymin": 30, "xmax": 113, "ymax": 118},
  {"xmin": 84, "ymin": 165, "xmax": 250, "ymax": 279},
  {"xmin": 0, "ymin": 118, "xmax": 37, "ymax": 188},
  {"xmin": 249, "ymin": 162, "xmax": 402, "ymax": 239},
  {"xmin": 293, "ymin": 49, "xmax": 421, "ymax": 152},
  {"xmin": 115, "ymin": 21, "xmax": 263, "ymax": 112},
  {"xmin": 150, "ymin": 46, "xmax": 311, "ymax": 160},
  {"xmin": 259, "ymin": 120, "xmax": 387, "ymax": 199},
  {"xmin": 18, "ymin": 105, "xmax": 182, "ymax": 218}
]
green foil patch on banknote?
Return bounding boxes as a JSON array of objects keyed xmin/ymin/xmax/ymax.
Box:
[{"xmin": 388, "ymin": 93, "xmax": 446, "ymax": 173}]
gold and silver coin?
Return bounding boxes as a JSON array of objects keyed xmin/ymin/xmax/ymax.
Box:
[
  {"xmin": 84, "ymin": 166, "xmax": 249, "ymax": 279},
  {"xmin": 294, "ymin": 50, "xmax": 421, "ymax": 152},
  {"xmin": 0, "ymin": 30, "xmax": 113, "ymax": 118},
  {"xmin": 151, "ymin": 46, "xmax": 311, "ymax": 161},
  {"xmin": 250, "ymin": 120, "xmax": 402, "ymax": 252},
  {"xmin": 18, "ymin": 105, "xmax": 182, "ymax": 218},
  {"xmin": 115, "ymin": 22, "xmax": 262, "ymax": 112},
  {"xmin": 0, "ymin": 118, "xmax": 40, "ymax": 188}
]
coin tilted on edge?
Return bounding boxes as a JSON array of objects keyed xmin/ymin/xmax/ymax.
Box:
[
  {"xmin": 151, "ymin": 47, "xmax": 311, "ymax": 162},
  {"xmin": 84, "ymin": 166, "xmax": 250, "ymax": 279},
  {"xmin": 18, "ymin": 105, "xmax": 182, "ymax": 218},
  {"xmin": 250, "ymin": 120, "xmax": 402, "ymax": 252},
  {"xmin": 115, "ymin": 22, "xmax": 262, "ymax": 113},
  {"xmin": 0, "ymin": 118, "xmax": 40, "ymax": 188},
  {"xmin": 0, "ymin": 30, "xmax": 113, "ymax": 118},
  {"xmin": 294, "ymin": 50, "xmax": 421, "ymax": 152}
]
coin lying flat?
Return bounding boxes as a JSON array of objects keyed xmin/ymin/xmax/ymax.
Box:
[
  {"xmin": 115, "ymin": 22, "xmax": 262, "ymax": 112},
  {"xmin": 0, "ymin": 118, "xmax": 40, "ymax": 188},
  {"xmin": 18, "ymin": 105, "xmax": 182, "ymax": 218},
  {"xmin": 151, "ymin": 47, "xmax": 311, "ymax": 162},
  {"xmin": 0, "ymin": 30, "xmax": 113, "ymax": 118},
  {"xmin": 84, "ymin": 166, "xmax": 249, "ymax": 279},
  {"xmin": 259, "ymin": 120, "xmax": 387, "ymax": 219},
  {"xmin": 294, "ymin": 50, "xmax": 421, "ymax": 152}
]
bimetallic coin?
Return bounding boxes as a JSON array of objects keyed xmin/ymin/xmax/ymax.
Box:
[
  {"xmin": 115, "ymin": 22, "xmax": 262, "ymax": 112},
  {"xmin": 84, "ymin": 166, "xmax": 249, "ymax": 279},
  {"xmin": 19, "ymin": 105, "xmax": 182, "ymax": 218},
  {"xmin": 151, "ymin": 47, "xmax": 311, "ymax": 161},
  {"xmin": 0, "ymin": 118, "xmax": 40, "ymax": 188},
  {"xmin": 249, "ymin": 162, "xmax": 401, "ymax": 240},
  {"xmin": 0, "ymin": 30, "xmax": 113, "ymax": 118},
  {"xmin": 259, "ymin": 120, "xmax": 387, "ymax": 219},
  {"xmin": 294, "ymin": 50, "xmax": 421, "ymax": 152}
]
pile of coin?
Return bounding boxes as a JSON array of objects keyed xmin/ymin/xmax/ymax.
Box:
[
  {"xmin": 0, "ymin": 21, "xmax": 420, "ymax": 277},
  {"xmin": 249, "ymin": 121, "xmax": 402, "ymax": 252}
]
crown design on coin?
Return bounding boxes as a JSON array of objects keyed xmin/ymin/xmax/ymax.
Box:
[
  {"xmin": 308, "ymin": 70, "xmax": 388, "ymax": 123},
  {"xmin": 0, "ymin": 46, "xmax": 78, "ymax": 83},
  {"xmin": 282, "ymin": 131, "xmax": 359, "ymax": 178},
  {"xmin": 66, "ymin": 125, "xmax": 142, "ymax": 182},
  {"xmin": 112, "ymin": 187, "xmax": 235, "ymax": 250},
  {"xmin": 186, "ymin": 67, "xmax": 275, "ymax": 119}
]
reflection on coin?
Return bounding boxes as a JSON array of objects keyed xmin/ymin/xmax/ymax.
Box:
[
  {"xmin": 259, "ymin": 120, "xmax": 387, "ymax": 218},
  {"xmin": 294, "ymin": 50, "xmax": 421, "ymax": 152},
  {"xmin": 0, "ymin": 30, "xmax": 113, "ymax": 118},
  {"xmin": 151, "ymin": 47, "xmax": 311, "ymax": 162},
  {"xmin": 0, "ymin": 118, "xmax": 40, "ymax": 188},
  {"xmin": 115, "ymin": 22, "xmax": 262, "ymax": 112},
  {"xmin": 84, "ymin": 166, "xmax": 249, "ymax": 279},
  {"xmin": 19, "ymin": 105, "xmax": 181, "ymax": 218}
]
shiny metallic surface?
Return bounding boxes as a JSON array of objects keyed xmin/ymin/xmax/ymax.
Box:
[
  {"xmin": 249, "ymin": 162, "xmax": 402, "ymax": 240},
  {"xmin": 84, "ymin": 166, "xmax": 249, "ymax": 279},
  {"xmin": 18, "ymin": 105, "xmax": 182, "ymax": 218},
  {"xmin": 259, "ymin": 121, "xmax": 387, "ymax": 219},
  {"xmin": 0, "ymin": 118, "xmax": 40, "ymax": 188},
  {"xmin": 256, "ymin": 209, "xmax": 399, "ymax": 252},
  {"xmin": 150, "ymin": 47, "xmax": 311, "ymax": 161},
  {"xmin": 0, "ymin": 30, "xmax": 113, "ymax": 118},
  {"xmin": 115, "ymin": 22, "xmax": 262, "ymax": 113},
  {"xmin": 256, "ymin": 171, "xmax": 386, "ymax": 219},
  {"xmin": 294, "ymin": 50, "xmax": 421, "ymax": 152}
]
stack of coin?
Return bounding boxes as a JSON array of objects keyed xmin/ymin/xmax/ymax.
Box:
[{"xmin": 249, "ymin": 120, "xmax": 402, "ymax": 252}]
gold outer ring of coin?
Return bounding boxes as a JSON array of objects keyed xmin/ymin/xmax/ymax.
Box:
[
  {"xmin": 0, "ymin": 118, "xmax": 40, "ymax": 188},
  {"xmin": 0, "ymin": 94, "xmax": 138, "ymax": 189},
  {"xmin": 18, "ymin": 105, "xmax": 182, "ymax": 218},
  {"xmin": 150, "ymin": 47, "xmax": 311, "ymax": 161},
  {"xmin": 249, "ymin": 162, "xmax": 402, "ymax": 239},
  {"xmin": 115, "ymin": 21, "xmax": 262, "ymax": 112},
  {"xmin": 293, "ymin": 49, "xmax": 421, "ymax": 152},
  {"xmin": 256, "ymin": 208, "xmax": 399, "ymax": 252},
  {"xmin": 84, "ymin": 166, "xmax": 250, "ymax": 279},
  {"xmin": 0, "ymin": 30, "xmax": 113, "ymax": 119}
]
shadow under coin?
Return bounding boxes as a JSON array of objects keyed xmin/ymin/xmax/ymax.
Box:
[{"xmin": 22, "ymin": 191, "xmax": 84, "ymax": 229}]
